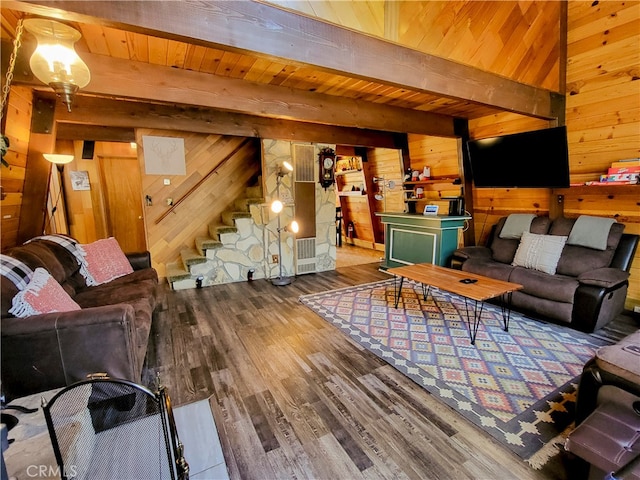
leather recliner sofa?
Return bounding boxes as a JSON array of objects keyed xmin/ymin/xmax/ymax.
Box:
[
  {"xmin": 451, "ymin": 215, "xmax": 638, "ymax": 333},
  {"xmin": 1, "ymin": 237, "xmax": 160, "ymax": 402}
]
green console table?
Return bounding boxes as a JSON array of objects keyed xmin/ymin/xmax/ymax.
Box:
[{"xmin": 376, "ymin": 212, "xmax": 471, "ymax": 269}]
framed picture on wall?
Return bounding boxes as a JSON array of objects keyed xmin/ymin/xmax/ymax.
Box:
[
  {"xmin": 142, "ymin": 135, "xmax": 186, "ymax": 175},
  {"xmin": 70, "ymin": 170, "xmax": 90, "ymax": 191}
]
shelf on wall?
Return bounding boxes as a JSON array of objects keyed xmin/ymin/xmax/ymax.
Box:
[
  {"xmin": 338, "ymin": 191, "xmax": 366, "ymax": 197},
  {"xmin": 404, "ymin": 176, "xmax": 460, "ymax": 186},
  {"xmin": 335, "ymin": 169, "xmax": 363, "ymax": 176}
]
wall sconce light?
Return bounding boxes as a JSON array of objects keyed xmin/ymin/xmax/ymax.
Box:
[{"xmin": 24, "ymin": 19, "xmax": 90, "ymax": 112}]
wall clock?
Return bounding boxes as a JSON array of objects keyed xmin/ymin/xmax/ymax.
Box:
[{"xmin": 319, "ymin": 148, "xmax": 336, "ymax": 189}]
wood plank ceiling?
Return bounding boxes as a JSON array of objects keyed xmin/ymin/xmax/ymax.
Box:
[{"xmin": 1, "ymin": 1, "xmax": 564, "ymax": 137}]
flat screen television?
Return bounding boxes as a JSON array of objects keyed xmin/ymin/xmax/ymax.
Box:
[{"xmin": 466, "ymin": 126, "xmax": 570, "ymax": 188}]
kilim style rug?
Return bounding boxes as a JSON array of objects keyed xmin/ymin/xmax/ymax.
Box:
[{"xmin": 299, "ymin": 279, "xmax": 621, "ymax": 466}]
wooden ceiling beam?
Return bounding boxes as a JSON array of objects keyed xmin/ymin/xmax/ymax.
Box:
[
  {"xmin": 11, "ymin": 51, "xmax": 456, "ymax": 137},
  {"xmin": 7, "ymin": 0, "xmax": 559, "ymax": 120},
  {"xmin": 54, "ymin": 95, "xmax": 408, "ymax": 149}
]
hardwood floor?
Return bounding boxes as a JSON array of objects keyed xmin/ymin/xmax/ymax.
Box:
[{"xmin": 142, "ymin": 263, "xmax": 627, "ymax": 480}]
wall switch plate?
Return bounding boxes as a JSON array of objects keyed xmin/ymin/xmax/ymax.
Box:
[
  {"xmin": 634, "ymin": 305, "xmax": 640, "ymax": 314},
  {"xmin": 163, "ymin": 178, "xmax": 171, "ymax": 185}
]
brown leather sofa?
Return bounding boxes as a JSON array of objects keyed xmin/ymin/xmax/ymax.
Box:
[
  {"xmin": 451, "ymin": 216, "xmax": 638, "ymax": 333},
  {"xmin": 565, "ymin": 329, "xmax": 640, "ymax": 478},
  {"xmin": 1, "ymin": 237, "xmax": 160, "ymax": 402}
]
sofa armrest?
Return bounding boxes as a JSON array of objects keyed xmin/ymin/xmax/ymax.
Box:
[
  {"xmin": 126, "ymin": 251, "xmax": 152, "ymax": 271},
  {"xmin": 578, "ymin": 268, "xmax": 630, "ymax": 289},
  {"xmin": 453, "ymin": 246, "xmax": 492, "ymax": 261},
  {"xmin": 1, "ymin": 304, "xmax": 138, "ymax": 402}
]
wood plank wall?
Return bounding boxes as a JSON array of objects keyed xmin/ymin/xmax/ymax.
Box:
[
  {"xmin": 465, "ymin": 1, "xmax": 640, "ymax": 310},
  {"xmin": 563, "ymin": 0, "xmax": 639, "ymax": 309},
  {"xmin": 406, "ymin": 134, "xmax": 463, "ymax": 215},
  {"xmin": 0, "ymin": 86, "xmax": 31, "ymax": 249},
  {"xmin": 267, "ymin": 0, "xmax": 562, "ymax": 92},
  {"xmin": 136, "ymin": 130, "xmax": 261, "ymax": 277}
]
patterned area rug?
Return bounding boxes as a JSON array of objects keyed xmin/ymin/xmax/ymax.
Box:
[{"xmin": 299, "ymin": 279, "xmax": 620, "ymax": 465}]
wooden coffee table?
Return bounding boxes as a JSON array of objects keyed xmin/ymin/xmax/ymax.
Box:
[{"xmin": 387, "ymin": 263, "xmax": 523, "ymax": 345}]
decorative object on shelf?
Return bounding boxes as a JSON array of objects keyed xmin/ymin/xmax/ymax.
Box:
[
  {"xmin": 271, "ymin": 161, "xmax": 300, "ymax": 286},
  {"xmin": 373, "ymin": 176, "xmax": 396, "ymax": 211},
  {"xmin": 318, "ymin": 147, "xmax": 336, "ymax": 189},
  {"xmin": 23, "ymin": 19, "xmax": 91, "ymax": 112}
]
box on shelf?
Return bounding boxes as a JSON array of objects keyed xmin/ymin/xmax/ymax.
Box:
[
  {"xmin": 608, "ymin": 166, "xmax": 640, "ymax": 174},
  {"xmin": 599, "ymin": 173, "xmax": 639, "ymax": 183},
  {"xmin": 610, "ymin": 159, "xmax": 640, "ymax": 168}
]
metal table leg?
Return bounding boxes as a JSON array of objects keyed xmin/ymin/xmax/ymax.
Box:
[
  {"xmin": 462, "ymin": 297, "xmax": 485, "ymax": 345},
  {"xmin": 394, "ymin": 275, "xmax": 405, "ymax": 308},
  {"xmin": 499, "ymin": 292, "xmax": 514, "ymax": 332}
]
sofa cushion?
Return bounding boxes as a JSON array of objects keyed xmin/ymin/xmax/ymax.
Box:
[
  {"xmin": 461, "ymin": 258, "xmax": 514, "ymax": 282},
  {"xmin": 9, "ymin": 268, "xmax": 81, "ymax": 317},
  {"xmin": 551, "ymin": 218, "xmax": 625, "ymax": 277},
  {"xmin": 74, "ymin": 275, "xmax": 158, "ymax": 312},
  {"xmin": 511, "ymin": 232, "xmax": 568, "ymax": 275},
  {"xmin": 490, "ymin": 216, "xmax": 551, "ymax": 264},
  {"xmin": 499, "ymin": 214, "xmax": 536, "ymax": 239},
  {"xmin": 81, "ymin": 238, "xmax": 133, "ymax": 286},
  {"xmin": 510, "ymin": 291, "xmax": 573, "ymax": 324},
  {"xmin": 594, "ymin": 330, "xmax": 640, "ymax": 387},
  {"xmin": 567, "ymin": 215, "xmax": 616, "ymax": 250},
  {"xmin": 510, "ymin": 266, "xmax": 578, "ymax": 304}
]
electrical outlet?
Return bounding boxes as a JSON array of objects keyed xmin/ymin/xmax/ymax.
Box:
[
  {"xmin": 634, "ymin": 305, "xmax": 640, "ymax": 314},
  {"xmin": 272, "ymin": 254, "xmax": 279, "ymax": 264}
]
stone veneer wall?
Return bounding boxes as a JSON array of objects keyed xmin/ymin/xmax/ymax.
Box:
[
  {"xmin": 173, "ymin": 139, "xmax": 337, "ymax": 289},
  {"xmin": 262, "ymin": 139, "xmax": 336, "ymax": 278}
]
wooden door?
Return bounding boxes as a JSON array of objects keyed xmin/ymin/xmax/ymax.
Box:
[{"xmin": 99, "ymin": 156, "xmax": 146, "ymax": 252}]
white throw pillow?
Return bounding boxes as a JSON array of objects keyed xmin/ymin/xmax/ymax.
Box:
[{"xmin": 512, "ymin": 231, "xmax": 567, "ymax": 275}]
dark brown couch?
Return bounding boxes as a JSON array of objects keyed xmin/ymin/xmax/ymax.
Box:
[
  {"xmin": 1, "ymin": 237, "xmax": 160, "ymax": 402},
  {"xmin": 451, "ymin": 216, "xmax": 638, "ymax": 333}
]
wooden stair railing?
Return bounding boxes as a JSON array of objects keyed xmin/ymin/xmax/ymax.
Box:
[{"xmin": 155, "ymin": 138, "xmax": 252, "ymax": 225}]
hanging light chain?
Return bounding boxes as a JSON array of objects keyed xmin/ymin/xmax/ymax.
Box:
[{"xmin": 1, "ymin": 19, "xmax": 24, "ymax": 123}]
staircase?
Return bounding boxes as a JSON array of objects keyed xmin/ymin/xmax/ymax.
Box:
[{"xmin": 166, "ymin": 182, "xmax": 268, "ymax": 290}]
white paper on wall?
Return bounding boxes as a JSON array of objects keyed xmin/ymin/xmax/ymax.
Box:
[{"xmin": 142, "ymin": 136, "xmax": 186, "ymax": 175}]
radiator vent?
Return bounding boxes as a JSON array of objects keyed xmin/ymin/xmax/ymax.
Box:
[
  {"xmin": 293, "ymin": 144, "xmax": 315, "ymax": 182},
  {"xmin": 296, "ymin": 238, "xmax": 316, "ymax": 275}
]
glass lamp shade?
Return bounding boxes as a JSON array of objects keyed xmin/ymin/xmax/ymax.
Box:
[
  {"xmin": 24, "ymin": 19, "xmax": 90, "ymax": 110},
  {"xmin": 43, "ymin": 153, "xmax": 74, "ymax": 165},
  {"xmin": 271, "ymin": 200, "xmax": 283, "ymax": 213},
  {"xmin": 290, "ymin": 220, "xmax": 299, "ymax": 233}
]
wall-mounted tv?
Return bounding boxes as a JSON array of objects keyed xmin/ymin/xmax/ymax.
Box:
[{"xmin": 466, "ymin": 126, "xmax": 570, "ymax": 188}]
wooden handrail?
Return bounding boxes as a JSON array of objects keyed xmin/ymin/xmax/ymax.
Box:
[{"xmin": 154, "ymin": 138, "xmax": 252, "ymax": 224}]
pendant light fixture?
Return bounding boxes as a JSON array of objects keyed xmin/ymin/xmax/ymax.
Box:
[{"xmin": 23, "ymin": 18, "xmax": 90, "ymax": 112}]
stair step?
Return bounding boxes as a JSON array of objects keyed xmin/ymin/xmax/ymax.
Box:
[
  {"xmin": 195, "ymin": 236, "xmax": 223, "ymax": 256},
  {"xmin": 221, "ymin": 210, "xmax": 252, "ymax": 226},
  {"xmin": 166, "ymin": 261, "xmax": 192, "ymax": 283},
  {"xmin": 245, "ymin": 185, "xmax": 263, "ymax": 198},
  {"xmin": 209, "ymin": 224, "xmax": 237, "ymax": 239},
  {"xmin": 234, "ymin": 196, "xmax": 264, "ymax": 212},
  {"xmin": 180, "ymin": 248, "xmax": 207, "ymax": 267}
]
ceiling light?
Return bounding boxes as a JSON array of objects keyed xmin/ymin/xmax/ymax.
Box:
[{"xmin": 24, "ymin": 19, "xmax": 90, "ymax": 112}]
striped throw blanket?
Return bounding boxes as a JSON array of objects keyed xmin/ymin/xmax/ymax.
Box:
[
  {"xmin": 26, "ymin": 234, "xmax": 92, "ymax": 283},
  {"xmin": 0, "ymin": 254, "xmax": 33, "ymax": 290}
]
